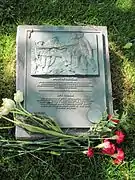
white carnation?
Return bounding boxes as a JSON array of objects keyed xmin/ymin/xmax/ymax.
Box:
[
  {"xmin": 14, "ymin": 90, "xmax": 23, "ymax": 103},
  {"xmin": 0, "ymin": 106, "xmax": 10, "ymax": 117},
  {"xmin": 2, "ymin": 98, "xmax": 16, "ymax": 111}
]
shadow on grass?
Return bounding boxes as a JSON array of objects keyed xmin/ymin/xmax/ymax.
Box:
[
  {"xmin": 110, "ymin": 49, "xmax": 125, "ymax": 112},
  {"xmin": 0, "ymin": 0, "xmax": 135, "ymax": 179}
]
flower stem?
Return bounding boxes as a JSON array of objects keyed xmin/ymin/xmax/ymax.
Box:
[
  {"xmin": 2, "ymin": 116, "xmax": 15, "ymax": 124},
  {"xmin": 0, "ymin": 126, "xmax": 14, "ymax": 129},
  {"xmin": 18, "ymin": 103, "xmax": 31, "ymax": 115}
]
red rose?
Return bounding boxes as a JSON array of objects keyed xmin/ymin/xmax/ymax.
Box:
[
  {"xmin": 87, "ymin": 147, "xmax": 94, "ymax": 158},
  {"xmin": 108, "ymin": 114, "xmax": 119, "ymax": 124},
  {"xmin": 102, "ymin": 139, "xmax": 115, "ymax": 155},
  {"xmin": 113, "ymin": 148, "xmax": 124, "ymax": 164},
  {"xmin": 115, "ymin": 131, "xmax": 125, "ymax": 144}
]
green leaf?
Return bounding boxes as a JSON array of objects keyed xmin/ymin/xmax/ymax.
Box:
[
  {"xmin": 107, "ymin": 122, "xmax": 116, "ymax": 128},
  {"xmin": 123, "ymin": 42, "xmax": 133, "ymax": 49},
  {"xmin": 17, "ymin": 122, "xmax": 77, "ymax": 139},
  {"xmin": 46, "ymin": 151, "xmax": 61, "ymax": 155},
  {"xmin": 102, "ymin": 127, "xmax": 112, "ymax": 132},
  {"xmin": 33, "ymin": 115, "xmax": 63, "ymax": 133}
]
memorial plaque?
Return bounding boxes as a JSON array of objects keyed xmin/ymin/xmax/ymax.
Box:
[{"xmin": 16, "ymin": 25, "xmax": 113, "ymax": 138}]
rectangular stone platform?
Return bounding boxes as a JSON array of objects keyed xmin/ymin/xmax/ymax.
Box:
[{"xmin": 16, "ymin": 25, "xmax": 113, "ymax": 138}]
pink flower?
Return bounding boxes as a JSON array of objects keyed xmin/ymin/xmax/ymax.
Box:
[
  {"xmin": 87, "ymin": 147, "xmax": 94, "ymax": 158},
  {"xmin": 113, "ymin": 148, "xmax": 124, "ymax": 164},
  {"xmin": 108, "ymin": 114, "xmax": 113, "ymax": 120},
  {"xmin": 108, "ymin": 114, "xmax": 119, "ymax": 124},
  {"xmin": 102, "ymin": 139, "xmax": 116, "ymax": 155},
  {"xmin": 111, "ymin": 119, "xmax": 119, "ymax": 124},
  {"xmin": 115, "ymin": 131, "xmax": 125, "ymax": 144}
]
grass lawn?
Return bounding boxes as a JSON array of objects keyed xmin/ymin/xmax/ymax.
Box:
[{"xmin": 0, "ymin": 0, "xmax": 135, "ymax": 179}]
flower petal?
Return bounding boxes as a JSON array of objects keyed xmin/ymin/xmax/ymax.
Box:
[
  {"xmin": 2, "ymin": 98, "xmax": 15, "ymax": 111},
  {"xmin": 108, "ymin": 114, "xmax": 113, "ymax": 120},
  {"xmin": 87, "ymin": 147, "xmax": 94, "ymax": 158},
  {"xmin": 116, "ymin": 148, "xmax": 124, "ymax": 161},
  {"xmin": 14, "ymin": 90, "xmax": 23, "ymax": 103},
  {"xmin": 102, "ymin": 139, "xmax": 115, "ymax": 155},
  {"xmin": 115, "ymin": 131, "xmax": 125, "ymax": 144},
  {"xmin": 0, "ymin": 107, "xmax": 10, "ymax": 117},
  {"xmin": 112, "ymin": 147, "xmax": 124, "ymax": 165},
  {"xmin": 111, "ymin": 119, "xmax": 119, "ymax": 124},
  {"xmin": 113, "ymin": 158, "xmax": 122, "ymax": 165}
]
